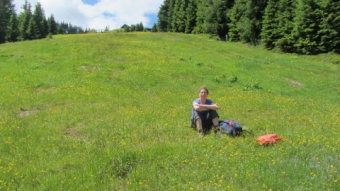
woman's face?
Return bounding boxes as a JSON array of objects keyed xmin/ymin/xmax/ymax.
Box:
[{"xmin": 199, "ymin": 89, "xmax": 208, "ymax": 99}]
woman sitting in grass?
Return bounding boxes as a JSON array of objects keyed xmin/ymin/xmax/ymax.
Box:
[{"xmin": 191, "ymin": 86, "xmax": 220, "ymax": 138}]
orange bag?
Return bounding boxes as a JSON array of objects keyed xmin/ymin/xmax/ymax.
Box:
[{"xmin": 256, "ymin": 134, "xmax": 283, "ymax": 145}]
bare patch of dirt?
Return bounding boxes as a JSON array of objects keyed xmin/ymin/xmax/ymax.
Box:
[
  {"xmin": 63, "ymin": 124, "xmax": 86, "ymax": 140},
  {"xmin": 80, "ymin": 66, "xmax": 101, "ymax": 71},
  {"xmin": 64, "ymin": 127, "xmax": 82, "ymax": 138},
  {"xmin": 19, "ymin": 108, "xmax": 39, "ymax": 118},
  {"xmin": 286, "ymin": 78, "xmax": 304, "ymax": 87},
  {"xmin": 116, "ymin": 59, "xmax": 126, "ymax": 64},
  {"xmin": 37, "ymin": 88, "xmax": 52, "ymax": 93},
  {"xmin": 35, "ymin": 87, "xmax": 56, "ymax": 93}
]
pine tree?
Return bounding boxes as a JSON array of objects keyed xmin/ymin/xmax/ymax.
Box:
[
  {"xmin": 171, "ymin": 0, "xmax": 188, "ymax": 32},
  {"xmin": 228, "ymin": 0, "xmax": 247, "ymax": 41},
  {"xmin": 318, "ymin": 0, "xmax": 340, "ymax": 53},
  {"xmin": 5, "ymin": 10, "xmax": 19, "ymax": 42},
  {"xmin": 274, "ymin": 0, "xmax": 296, "ymax": 52},
  {"xmin": 223, "ymin": 0, "xmax": 235, "ymax": 40},
  {"xmin": 33, "ymin": 2, "xmax": 47, "ymax": 38},
  {"xmin": 47, "ymin": 14, "xmax": 57, "ymax": 34},
  {"xmin": 151, "ymin": 23, "xmax": 158, "ymax": 32},
  {"xmin": 167, "ymin": 0, "xmax": 176, "ymax": 32},
  {"xmin": 261, "ymin": 0, "xmax": 280, "ymax": 49},
  {"xmin": 193, "ymin": 0, "xmax": 205, "ymax": 34},
  {"xmin": 131, "ymin": 24, "xmax": 136, "ymax": 32},
  {"xmin": 193, "ymin": 0, "xmax": 233, "ymax": 37},
  {"xmin": 26, "ymin": 16, "xmax": 38, "ymax": 39},
  {"xmin": 42, "ymin": 17, "xmax": 48, "ymax": 36},
  {"xmin": 207, "ymin": 0, "xmax": 230, "ymax": 38},
  {"xmin": 57, "ymin": 24, "xmax": 64, "ymax": 34},
  {"xmin": 0, "ymin": 0, "xmax": 15, "ymax": 43},
  {"xmin": 124, "ymin": 25, "xmax": 130, "ymax": 32},
  {"xmin": 104, "ymin": 26, "xmax": 109, "ymax": 32},
  {"xmin": 139, "ymin": 22, "xmax": 144, "ymax": 31},
  {"xmin": 184, "ymin": 0, "xmax": 197, "ymax": 33},
  {"xmin": 229, "ymin": 0, "xmax": 267, "ymax": 44},
  {"xmin": 18, "ymin": 0, "xmax": 32, "ymax": 41},
  {"xmin": 68, "ymin": 23, "xmax": 74, "ymax": 33},
  {"xmin": 157, "ymin": 0, "xmax": 170, "ymax": 32},
  {"xmin": 293, "ymin": 0, "xmax": 323, "ymax": 54}
]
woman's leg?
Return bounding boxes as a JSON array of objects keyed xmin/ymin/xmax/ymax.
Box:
[
  {"xmin": 193, "ymin": 111, "xmax": 204, "ymax": 138},
  {"xmin": 208, "ymin": 110, "xmax": 220, "ymax": 132}
]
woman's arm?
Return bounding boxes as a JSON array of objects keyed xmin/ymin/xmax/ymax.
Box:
[
  {"xmin": 193, "ymin": 103, "xmax": 219, "ymax": 111},
  {"xmin": 200, "ymin": 103, "xmax": 219, "ymax": 110}
]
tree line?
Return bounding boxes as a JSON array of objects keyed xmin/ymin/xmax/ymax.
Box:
[
  {"xmin": 156, "ymin": 0, "xmax": 340, "ymax": 55},
  {"xmin": 122, "ymin": 22, "xmax": 146, "ymax": 32},
  {"xmin": 0, "ymin": 0, "xmax": 84, "ymax": 44}
]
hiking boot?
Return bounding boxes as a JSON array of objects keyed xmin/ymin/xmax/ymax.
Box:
[
  {"xmin": 214, "ymin": 127, "xmax": 222, "ymax": 137},
  {"xmin": 197, "ymin": 126, "xmax": 204, "ymax": 138},
  {"xmin": 199, "ymin": 131, "xmax": 204, "ymax": 138},
  {"xmin": 214, "ymin": 126, "xmax": 221, "ymax": 134}
]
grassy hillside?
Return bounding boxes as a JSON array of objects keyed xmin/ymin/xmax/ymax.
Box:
[{"xmin": 0, "ymin": 32, "xmax": 339, "ymax": 190}]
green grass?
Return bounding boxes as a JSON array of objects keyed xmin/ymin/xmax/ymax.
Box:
[{"xmin": 0, "ymin": 32, "xmax": 339, "ymax": 190}]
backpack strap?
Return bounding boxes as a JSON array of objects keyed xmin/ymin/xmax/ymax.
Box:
[{"xmin": 228, "ymin": 120, "xmax": 233, "ymax": 128}]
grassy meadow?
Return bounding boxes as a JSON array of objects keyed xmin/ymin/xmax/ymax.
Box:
[{"xmin": 0, "ymin": 32, "xmax": 340, "ymax": 190}]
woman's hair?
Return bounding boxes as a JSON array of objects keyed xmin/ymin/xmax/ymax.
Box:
[{"xmin": 198, "ymin": 86, "xmax": 209, "ymax": 94}]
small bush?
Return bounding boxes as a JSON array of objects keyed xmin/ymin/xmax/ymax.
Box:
[
  {"xmin": 214, "ymin": 76, "xmax": 221, "ymax": 83},
  {"xmin": 47, "ymin": 33, "xmax": 53, "ymax": 39},
  {"xmin": 243, "ymin": 81, "xmax": 262, "ymax": 91},
  {"xmin": 229, "ymin": 75, "xmax": 238, "ymax": 84}
]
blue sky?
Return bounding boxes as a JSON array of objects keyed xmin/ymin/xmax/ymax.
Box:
[
  {"xmin": 83, "ymin": 0, "xmax": 99, "ymax": 5},
  {"xmin": 14, "ymin": 0, "xmax": 162, "ymax": 30}
]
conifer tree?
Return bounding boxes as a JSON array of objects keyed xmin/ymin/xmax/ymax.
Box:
[
  {"xmin": 26, "ymin": 16, "xmax": 37, "ymax": 39},
  {"xmin": 193, "ymin": 0, "xmax": 233, "ymax": 37},
  {"xmin": 207, "ymin": 0, "xmax": 230, "ymax": 37},
  {"xmin": 167, "ymin": 0, "xmax": 176, "ymax": 32},
  {"xmin": 293, "ymin": 0, "xmax": 322, "ymax": 54},
  {"xmin": 0, "ymin": 0, "xmax": 15, "ymax": 43},
  {"xmin": 193, "ymin": 0, "xmax": 205, "ymax": 34},
  {"xmin": 261, "ymin": 0, "xmax": 280, "ymax": 49},
  {"xmin": 131, "ymin": 24, "xmax": 136, "ymax": 32},
  {"xmin": 124, "ymin": 25, "xmax": 130, "ymax": 32},
  {"xmin": 33, "ymin": 2, "xmax": 47, "ymax": 38},
  {"xmin": 170, "ymin": 0, "xmax": 179, "ymax": 32},
  {"xmin": 171, "ymin": 0, "xmax": 188, "ymax": 32},
  {"xmin": 57, "ymin": 24, "xmax": 64, "ymax": 34},
  {"xmin": 229, "ymin": 0, "xmax": 266, "ymax": 44},
  {"xmin": 47, "ymin": 14, "xmax": 57, "ymax": 34},
  {"xmin": 139, "ymin": 22, "xmax": 144, "ymax": 31},
  {"xmin": 151, "ymin": 23, "xmax": 158, "ymax": 32},
  {"xmin": 184, "ymin": 0, "xmax": 197, "ymax": 33},
  {"xmin": 42, "ymin": 18, "xmax": 48, "ymax": 36},
  {"xmin": 318, "ymin": 0, "xmax": 340, "ymax": 53},
  {"xmin": 18, "ymin": 0, "xmax": 32, "ymax": 40},
  {"xmin": 157, "ymin": 0, "xmax": 170, "ymax": 32},
  {"xmin": 228, "ymin": 0, "xmax": 247, "ymax": 41},
  {"xmin": 6, "ymin": 10, "xmax": 19, "ymax": 42},
  {"xmin": 274, "ymin": 0, "xmax": 296, "ymax": 52},
  {"xmin": 224, "ymin": 0, "xmax": 235, "ymax": 29}
]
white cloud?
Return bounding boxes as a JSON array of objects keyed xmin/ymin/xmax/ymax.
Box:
[{"xmin": 13, "ymin": 0, "xmax": 163, "ymax": 30}]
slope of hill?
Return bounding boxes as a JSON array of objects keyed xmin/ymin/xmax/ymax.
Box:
[{"xmin": 0, "ymin": 32, "xmax": 339, "ymax": 190}]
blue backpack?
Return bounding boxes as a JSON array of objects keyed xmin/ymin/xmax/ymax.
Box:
[{"xmin": 219, "ymin": 120, "xmax": 243, "ymax": 137}]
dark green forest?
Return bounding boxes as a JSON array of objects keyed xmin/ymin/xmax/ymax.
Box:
[
  {"xmin": 0, "ymin": 0, "xmax": 84, "ymax": 43},
  {"xmin": 157, "ymin": 0, "xmax": 340, "ymax": 55},
  {"xmin": 1, "ymin": 0, "xmax": 339, "ymax": 55}
]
